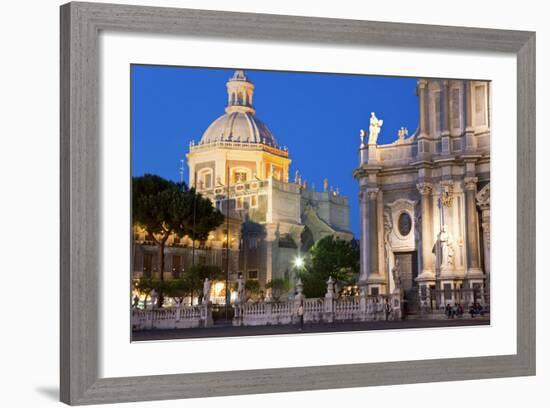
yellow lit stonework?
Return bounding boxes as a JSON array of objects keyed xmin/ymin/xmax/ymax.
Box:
[{"xmin": 133, "ymin": 70, "xmax": 353, "ymax": 296}]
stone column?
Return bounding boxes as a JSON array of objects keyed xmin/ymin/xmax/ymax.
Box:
[
  {"xmin": 476, "ymin": 187, "xmax": 490, "ymax": 281},
  {"xmin": 359, "ymin": 189, "xmax": 369, "ymax": 283},
  {"xmin": 464, "ymin": 177, "xmax": 482, "ymax": 276},
  {"xmin": 464, "ymin": 81, "xmax": 476, "ymax": 152},
  {"xmin": 416, "ymin": 182, "xmax": 434, "ymax": 278},
  {"xmin": 367, "ymin": 188, "xmax": 380, "ymax": 279},
  {"xmin": 418, "ymin": 79, "xmax": 428, "ymax": 138},
  {"xmin": 441, "ymin": 80, "xmax": 451, "ymax": 155},
  {"xmin": 416, "ymin": 80, "xmax": 429, "ymax": 158}
]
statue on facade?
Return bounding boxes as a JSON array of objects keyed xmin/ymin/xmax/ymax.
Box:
[
  {"xmin": 202, "ymin": 278, "xmax": 211, "ymax": 304},
  {"xmin": 323, "ymin": 178, "xmax": 329, "ymax": 192},
  {"xmin": 438, "ymin": 225, "xmax": 455, "ymax": 269},
  {"xmin": 398, "ymin": 127, "xmax": 408, "ymax": 142},
  {"xmin": 392, "ymin": 260, "xmax": 402, "ymax": 291},
  {"xmin": 368, "ymin": 112, "xmax": 383, "ymax": 144},
  {"xmin": 236, "ymin": 274, "xmax": 245, "ymax": 303},
  {"xmin": 294, "ymin": 170, "xmax": 300, "ymax": 184},
  {"xmin": 359, "ymin": 129, "xmax": 366, "ymax": 146}
]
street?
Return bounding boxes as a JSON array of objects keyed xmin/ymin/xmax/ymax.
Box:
[{"xmin": 132, "ymin": 317, "xmax": 490, "ymax": 341}]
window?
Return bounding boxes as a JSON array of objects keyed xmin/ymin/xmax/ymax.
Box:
[
  {"xmin": 248, "ymin": 235, "xmax": 258, "ymax": 249},
  {"xmin": 250, "ymin": 195, "xmax": 258, "ymax": 208},
  {"xmin": 444, "ymin": 283, "xmax": 452, "ymax": 300},
  {"xmin": 234, "ymin": 171, "xmax": 247, "ymax": 183},
  {"xmin": 236, "ymin": 196, "xmax": 244, "ymax": 210},
  {"xmin": 172, "ymin": 255, "xmax": 182, "ymax": 278},
  {"xmin": 371, "ymin": 287, "xmax": 379, "ymax": 296},
  {"xmin": 248, "ymin": 270, "xmax": 258, "ymax": 280},
  {"xmin": 451, "ymin": 88, "xmax": 461, "ymax": 129},
  {"xmin": 434, "ymin": 90, "xmax": 442, "ymax": 133},
  {"xmin": 474, "ymin": 84, "xmax": 487, "ymax": 126},
  {"xmin": 198, "ymin": 169, "xmax": 213, "ymax": 189},
  {"xmin": 143, "ymin": 253, "xmax": 153, "ymax": 277}
]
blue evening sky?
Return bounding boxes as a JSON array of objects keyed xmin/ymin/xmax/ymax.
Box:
[{"xmin": 131, "ymin": 65, "xmax": 419, "ymax": 238}]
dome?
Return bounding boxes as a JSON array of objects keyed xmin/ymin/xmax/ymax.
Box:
[
  {"xmin": 197, "ymin": 70, "xmax": 279, "ymax": 148},
  {"xmin": 200, "ymin": 111, "xmax": 278, "ymax": 147}
]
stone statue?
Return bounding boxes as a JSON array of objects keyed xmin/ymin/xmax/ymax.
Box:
[
  {"xmin": 392, "ymin": 260, "xmax": 402, "ymax": 290},
  {"xmin": 439, "ymin": 225, "xmax": 455, "ymax": 268},
  {"xmin": 360, "ymin": 129, "xmax": 366, "ymax": 146},
  {"xmin": 149, "ymin": 288, "xmax": 158, "ymax": 309},
  {"xmin": 368, "ymin": 112, "xmax": 383, "ymax": 144},
  {"xmin": 236, "ymin": 274, "xmax": 245, "ymax": 302},
  {"xmin": 323, "ymin": 178, "xmax": 329, "ymax": 192},
  {"xmin": 202, "ymin": 278, "xmax": 211, "ymax": 304},
  {"xmin": 398, "ymin": 127, "xmax": 408, "ymax": 142},
  {"xmin": 294, "ymin": 170, "xmax": 300, "ymax": 184}
]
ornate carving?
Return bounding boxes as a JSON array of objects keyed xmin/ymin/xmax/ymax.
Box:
[
  {"xmin": 416, "ymin": 182, "xmax": 433, "ymax": 196},
  {"xmin": 367, "ymin": 188, "xmax": 380, "ymax": 200},
  {"xmin": 476, "ymin": 183, "xmax": 490, "ymax": 209},
  {"xmin": 464, "ymin": 176, "xmax": 478, "ymax": 192},
  {"xmin": 437, "ymin": 181, "xmax": 454, "ymax": 208}
]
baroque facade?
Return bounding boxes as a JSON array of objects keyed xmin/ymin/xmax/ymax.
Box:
[
  {"xmin": 354, "ymin": 79, "xmax": 491, "ymax": 309},
  {"xmin": 133, "ymin": 70, "xmax": 352, "ymax": 300}
]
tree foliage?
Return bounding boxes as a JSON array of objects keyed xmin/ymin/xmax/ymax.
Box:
[
  {"xmin": 298, "ymin": 236, "xmax": 359, "ymax": 298},
  {"xmin": 265, "ymin": 277, "xmax": 291, "ymax": 301},
  {"xmin": 245, "ymin": 280, "xmax": 261, "ymax": 300},
  {"xmin": 132, "ymin": 174, "xmax": 224, "ymax": 305}
]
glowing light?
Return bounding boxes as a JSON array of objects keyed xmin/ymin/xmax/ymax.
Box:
[
  {"xmin": 214, "ymin": 281, "xmax": 225, "ymax": 296},
  {"xmin": 293, "ymin": 256, "xmax": 305, "ymax": 269}
]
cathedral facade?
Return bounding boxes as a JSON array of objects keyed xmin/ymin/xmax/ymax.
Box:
[
  {"xmin": 133, "ymin": 70, "xmax": 352, "ymax": 301},
  {"xmin": 354, "ymin": 79, "xmax": 491, "ymax": 310}
]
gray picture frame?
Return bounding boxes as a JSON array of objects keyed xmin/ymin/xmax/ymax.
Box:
[{"xmin": 60, "ymin": 2, "xmax": 536, "ymax": 405}]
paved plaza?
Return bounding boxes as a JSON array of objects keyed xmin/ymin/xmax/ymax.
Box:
[{"xmin": 132, "ymin": 317, "xmax": 489, "ymax": 341}]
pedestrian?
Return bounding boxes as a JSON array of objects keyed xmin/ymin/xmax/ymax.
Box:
[
  {"xmin": 445, "ymin": 303, "xmax": 451, "ymax": 318},
  {"xmin": 384, "ymin": 298, "xmax": 391, "ymax": 321},
  {"xmin": 297, "ymin": 301, "xmax": 304, "ymax": 331},
  {"xmin": 458, "ymin": 303, "xmax": 464, "ymax": 317}
]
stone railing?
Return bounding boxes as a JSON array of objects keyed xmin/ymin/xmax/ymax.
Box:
[
  {"xmin": 232, "ymin": 292, "xmax": 401, "ymax": 327},
  {"xmin": 132, "ymin": 278, "xmax": 405, "ymax": 331},
  {"xmin": 132, "ymin": 304, "xmax": 208, "ymax": 330}
]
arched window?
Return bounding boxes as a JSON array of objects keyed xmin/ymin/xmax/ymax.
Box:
[{"xmin": 198, "ymin": 169, "xmax": 213, "ymax": 189}]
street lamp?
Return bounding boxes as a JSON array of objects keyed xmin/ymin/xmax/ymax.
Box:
[{"xmin": 293, "ymin": 256, "xmax": 305, "ymax": 269}]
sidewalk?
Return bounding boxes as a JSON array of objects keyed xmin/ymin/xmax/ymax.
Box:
[{"xmin": 132, "ymin": 317, "xmax": 490, "ymax": 341}]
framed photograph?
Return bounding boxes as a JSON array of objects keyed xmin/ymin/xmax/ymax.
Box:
[{"xmin": 60, "ymin": 2, "xmax": 535, "ymax": 405}]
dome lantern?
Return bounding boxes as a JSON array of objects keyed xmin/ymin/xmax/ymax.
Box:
[{"xmin": 225, "ymin": 70, "xmax": 255, "ymax": 114}]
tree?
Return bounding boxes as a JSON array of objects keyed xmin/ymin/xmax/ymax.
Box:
[
  {"xmin": 298, "ymin": 236, "xmax": 359, "ymax": 298},
  {"xmin": 245, "ymin": 280, "xmax": 261, "ymax": 301},
  {"xmin": 133, "ymin": 174, "xmax": 224, "ymax": 306},
  {"xmin": 265, "ymin": 277, "xmax": 291, "ymax": 301}
]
